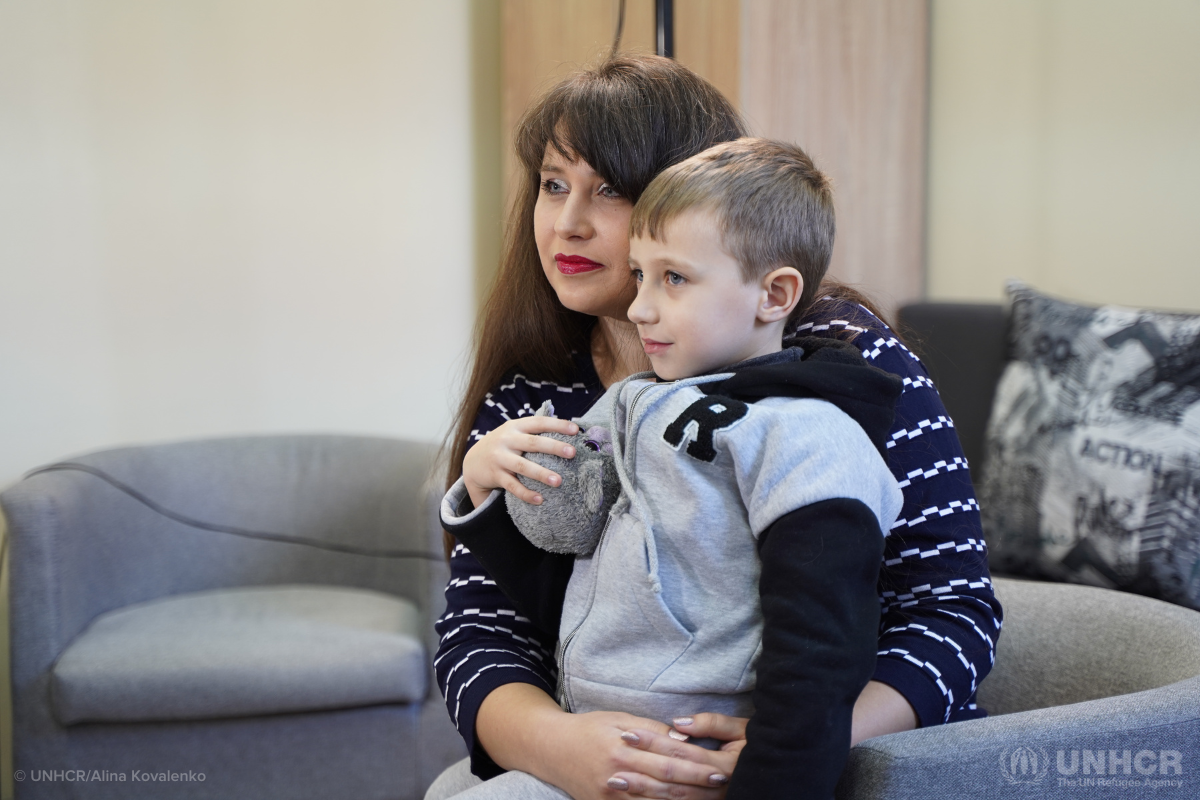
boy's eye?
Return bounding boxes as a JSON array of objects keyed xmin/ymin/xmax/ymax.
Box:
[
  {"xmin": 597, "ymin": 183, "xmax": 621, "ymax": 199},
  {"xmin": 540, "ymin": 178, "xmax": 567, "ymax": 195},
  {"xmin": 666, "ymin": 271, "xmax": 686, "ymax": 286},
  {"xmin": 631, "ymin": 268, "xmax": 643, "ymax": 282}
]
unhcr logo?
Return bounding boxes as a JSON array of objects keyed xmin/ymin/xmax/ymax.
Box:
[
  {"xmin": 1000, "ymin": 746, "xmax": 1050, "ymax": 784},
  {"xmin": 999, "ymin": 744, "xmax": 1186, "ymax": 789}
]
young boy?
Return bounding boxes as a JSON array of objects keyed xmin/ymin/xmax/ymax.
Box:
[{"xmin": 441, "ymin": 139, "xmax": 904, "ymax": 800}]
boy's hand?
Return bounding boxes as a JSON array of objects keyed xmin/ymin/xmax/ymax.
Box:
[
  {"xmin": 607, "ymin": 713, "xmax": 748, "ymax": 799},
  {"xmin": 462, "ymin": 416, "xmax": 579, "ymax": 508}
]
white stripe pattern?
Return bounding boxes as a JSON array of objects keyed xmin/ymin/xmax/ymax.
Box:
[
  {"xmin": 792, "ymin": 319, "xmax": 871, "ymax": 338},
  {"xmin": 886, "ymin": 416, "xmax": 955, "ymax": 448},
  {"xmin": 880, "ymin": 579, "xmax": 995, "ymax": 610},
  {"xmin": 448, "ymin": 574, "xmax": 498, "ymax": 589},
  {"xmin": 883, "ymin": 623, "xmax": 979, "ymax": 697},
  {"xmin": 863, "ymin": 336, "xmax": 920, "ymax": 362},
  {"xmin": 896, "ymin": 457, "xmax": 969, "ymax": 488},
  {"xmin": 877, "ymin": 646, "xmax": 955, "ymax": 723},
  {"xmin": 932, "ymin": 607, "xmax": 997, "ymax": 664},
  {"xmin": 901, "ymin": 375, "xmax": 936, "ymax": 393},
  {"xmin": 890, "ymin": 499, "xmax": 981, "ymax": 530},
  {"xmin": 884, "ymin": 537, "xmax": 986, "ymax": 565},
  {"xmin": 477, "ymin": 373, "xmax": 590, "ymax": 427},
  {"xmin": 435, "ymin": 622, "xmax": 550, "ymax": 661},
  {"xmin": 451, "ymin": 659, "xmax": 549, "ymax": 728}
]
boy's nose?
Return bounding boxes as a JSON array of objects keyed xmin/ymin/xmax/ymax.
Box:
[{"xmin": 626, "ymin": 287, "xmax": 655, "ymax": 324}]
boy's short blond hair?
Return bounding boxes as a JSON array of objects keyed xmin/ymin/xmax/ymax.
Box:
[{"xmin": 629, "ymin": 137, "xmax": 834, "ymax": 320}]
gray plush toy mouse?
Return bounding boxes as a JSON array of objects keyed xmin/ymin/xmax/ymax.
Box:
[{"xmin": 504, "ymin": 400, "xmax": 620, "ymax": 555}]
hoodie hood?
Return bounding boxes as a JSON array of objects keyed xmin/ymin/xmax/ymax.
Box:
[{"xmin": 698, "ymin": 337, "xmax": 903, "ymax": 456}]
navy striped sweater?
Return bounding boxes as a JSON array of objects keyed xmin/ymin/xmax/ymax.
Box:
[{"xmin": 434, "ymin": 298, "xmax": 1003, "ymax": 777}]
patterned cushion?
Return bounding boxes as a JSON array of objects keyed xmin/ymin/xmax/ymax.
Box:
[{"xmin": 980, "ymin": 282, "xmax": 1200, "ymax": 609}]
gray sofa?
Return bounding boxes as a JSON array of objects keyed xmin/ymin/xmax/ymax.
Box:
[
  {"xmin": 832, "ymin": 303, "xmax": 1199, "ymax": 798},
  {"xmin": 1, "ymin": 436, "xmax": 465, "ymax": 800}
]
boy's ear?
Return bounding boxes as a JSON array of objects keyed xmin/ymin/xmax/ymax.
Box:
[{"xmin": 757, "ymin": 267, "xmax": 803, "ymax": 324}]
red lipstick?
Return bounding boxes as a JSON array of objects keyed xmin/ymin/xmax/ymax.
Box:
[{"xmin": 555, "ymin": 254, "xmax": 604, "ymax": 275}]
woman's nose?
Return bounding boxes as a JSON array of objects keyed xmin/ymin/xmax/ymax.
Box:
[{"xmin": 554, "ymin": 192, "xmax": 594, "ymax": 240}]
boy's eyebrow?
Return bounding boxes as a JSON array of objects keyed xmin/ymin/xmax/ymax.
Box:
[{"xmin": 642, "ymin": 253, "xmax": 694, "ymax": 272}]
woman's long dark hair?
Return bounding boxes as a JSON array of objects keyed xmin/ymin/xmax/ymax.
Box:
[{"xmin": 444, "ymin": 55, "xmax": 890, "ymax": 557}]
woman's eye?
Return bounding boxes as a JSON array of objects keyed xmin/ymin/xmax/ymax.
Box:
[
  {"xmin": 667, "ymin": 271, "xmax": 685, "ymax": 286},
  {"xmin": 540, "ymin": 178, "xmax": 567, "ymax": 195},
  {"xmin": 598, "ymin": 183, "xmax": 622, "ymax": 199}
]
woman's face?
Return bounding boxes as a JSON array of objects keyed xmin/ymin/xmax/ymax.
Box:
[{"xmin": 533, "ymin": 145, "xmax": 638, "ymax": 320}]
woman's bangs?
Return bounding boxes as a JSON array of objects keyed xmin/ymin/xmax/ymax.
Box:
[{"xmin": 522, "ymin": 79, "xmax": 657, "ymax": 202}]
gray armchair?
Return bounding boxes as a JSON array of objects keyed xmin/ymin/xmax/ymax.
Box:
[
  {"xmin": 1, "ymin": 435, "xmax": 465, "ymax": 799},
  {"xmin": 838, "ymin": 576, "xmax": 1200, "ymax": 798}
]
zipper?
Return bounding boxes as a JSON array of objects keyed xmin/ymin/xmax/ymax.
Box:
[
  {"xmin": 555, "ymin": 380, "xmax": 656, "ymax": 711},
  {"xmin": 554, "ymin": 514, "xmax": 612, "ymax": 710},
  {"xmin": 621, "ymin": 381, "xmax": 656, "ymax": 486}
]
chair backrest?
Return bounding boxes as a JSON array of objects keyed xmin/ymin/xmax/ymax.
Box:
[
  {"xmin": 1, "ymin": 434, "xmax": 443, "ymax": 687},
  {"xmin": 978, "ymin": 577, "xmax": 1200, "ymax": 715},
  {"xmin": 896, "ymin": 302, "xmax": 1008, "ymax": 473}
]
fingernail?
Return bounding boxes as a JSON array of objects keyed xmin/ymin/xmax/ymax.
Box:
[
  {"xmin": 620, "ymin": 731, "xmax": 641, "ymax": 745},
  {"xmin": 569, "ymin": 424, "xmax": 579, "ymax": 433},
  {"xmin": 549, "ymin": 474, "xmax": 561, "ymax": 486},
  {"xmin": 668, "ymin": 729, "xmax": 689, "ymax": 741},
  {"xmin": 672, "ymin": 716, "xmax": 694, "ymax": 727},
  {"xmin": 607, "ymin": 777, "xmax": 629, "ymax": 791},
  {"xmin": 532, "ymin": 495, "xmax": 543, "ymax": 505},
  {"xmin": 563, "ymin": 445, "xmax": 575, "ymax": 457},
  {"xmin": 708, "ymin": 774, "xmax": 728, "ymax": 786}
]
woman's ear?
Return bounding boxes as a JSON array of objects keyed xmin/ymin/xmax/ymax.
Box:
[{"xmin": 757, "ymin": 267, "xmax": 803, "ymax": 323}]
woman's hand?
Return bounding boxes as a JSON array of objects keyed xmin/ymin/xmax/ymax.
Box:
[
  {"xmin": 462, "ymin": 416, "xmax": 581, "ymax": 509},
  {"xmin": 608, "ymin": 713, "xmax": 748, "ymax": 799},
  {"xmin": 477, "ymin": 686, "xmax": 736, "ymax": 800}
]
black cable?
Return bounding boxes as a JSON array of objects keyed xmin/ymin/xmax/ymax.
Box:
[
  {"xmin": 25, "ymin": 463, "xmax": 444, "ymax": 561},
  {"xmin": 655, "ymin": 0, "xmax": 674, "ymax": 59},
  {"xmin": 610, "ymin": 0, "xmax": 626, "ymax": 58},
  {"xmin": 0, "ymin": 523, "xmax": 8, "ymax": 585}
]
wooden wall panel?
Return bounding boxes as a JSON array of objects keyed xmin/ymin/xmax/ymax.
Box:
[
  {"xmin": 674, "ymin": 0, "xmax": 741, "ymax": 110},
  {"xmin": 741, "ymin": 0, "xmax": 930, "ymax": 317}
]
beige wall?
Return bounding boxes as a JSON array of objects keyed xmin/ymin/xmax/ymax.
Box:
[
  {"xmin": 927, "ymin": 0, "xmax": 1200, "ymax": 310},
  {"xmin": 1, "ymin": 4, "xmax": 480, "ymax": 792},
  {"xmin": 0, "ymin": 0, "xmax": 478, "ymax": 490}
]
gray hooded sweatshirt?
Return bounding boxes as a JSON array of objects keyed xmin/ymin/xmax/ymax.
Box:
[{"xmin": 551, "ymin": 367, "xmax": 904, "ymax": 723}]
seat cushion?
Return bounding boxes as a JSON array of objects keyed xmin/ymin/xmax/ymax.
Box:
[{"xmin": 51, "ymin": 585, "xmax": 428, "ymax": 725}]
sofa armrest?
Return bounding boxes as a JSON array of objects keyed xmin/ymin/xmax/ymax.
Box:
[{"xmin": 838, "ymin": 675, "xmax": 1200, "ymax": 799}]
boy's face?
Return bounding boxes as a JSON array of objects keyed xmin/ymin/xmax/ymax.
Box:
[{"xmin": 627, "ymin": 208, "xmax": 775, "ymax": 381}]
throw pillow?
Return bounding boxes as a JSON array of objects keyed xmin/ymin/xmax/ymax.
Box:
[{"xmin": 980, "ymin": 282, "xmax": 1200, "ymax": 609}]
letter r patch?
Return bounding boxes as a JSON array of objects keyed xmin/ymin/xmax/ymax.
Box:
[{"xmin": 663, "ymin": 395, "xmax": 749, "ymax": 462}]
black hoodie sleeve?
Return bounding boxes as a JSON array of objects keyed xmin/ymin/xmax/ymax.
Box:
[
  {"xmin": 441, "ymin": 490, "xmax": 574, "ymax": 637},
  {"xmin": 726, "ymin": 497, "xmax": 885, "ymax": 800}
]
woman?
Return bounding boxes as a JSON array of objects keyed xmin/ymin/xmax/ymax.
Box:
[{"xmin": 430, "ymin": 55, "xmax": 1000, "ymax": 800}]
